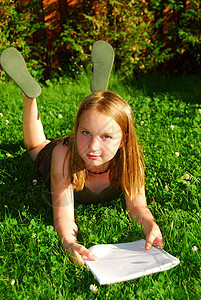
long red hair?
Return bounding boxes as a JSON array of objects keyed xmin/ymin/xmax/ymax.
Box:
[{"xmin": 67, "ymin": 91, "xmax": 145, "ymax": 200}]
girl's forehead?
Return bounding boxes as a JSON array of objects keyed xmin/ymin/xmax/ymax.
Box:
[
  {"xmin": 80, "ymin": 109, "xmax": 107, "ymax": 121},
  {"xmin": 79, "ymin": 109, "xmax": 121, "ymax": 132}
]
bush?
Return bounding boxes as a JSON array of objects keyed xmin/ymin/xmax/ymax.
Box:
[
  {"xmin": 55, "ymin": 0, "xmax": 201, "ymax": 78},
  {"xmin": 55, "ymin": 0, "xmax": 174, "ymax": 78},
  {"xmin": 0, "ymin": 0, "xmax": 46, "ymax": 80},
  {"xmin": 1, "ymin": 0, "xmax": 201, "ymax": 79}
]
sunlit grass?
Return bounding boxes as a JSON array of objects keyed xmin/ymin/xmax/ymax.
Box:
[{"xmin": 0, "ymin": 72, "xmax": 200, "ymax": 299}]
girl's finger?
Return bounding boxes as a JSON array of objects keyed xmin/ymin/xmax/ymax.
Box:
[
  {"xmin": 154, "ymin": 236, "xmax": 164, "ymax": 249},
  {"xmin": 66, "ymin": 247, "xmax": 85, "ymax": 265},
  {"xmin": 66, "ymin": 244, "xmax": 97, "ymax": 265},
  {"xmin": 75, "ymin": 244, "xmax": 97, "ymax": 261},
  {"xmin": 145, "ymin": 234, "xmax": 155, "ymax": 250},
  {"xmin": 72, "ymin": 249, "xmax": 85, "ymax": 265}
]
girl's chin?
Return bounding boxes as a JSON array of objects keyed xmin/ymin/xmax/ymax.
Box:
[
  {"xmin": 85, "ymin": 160, "xmax": 110, "ymax": 172},
  {"xmin": 85, "ymin": 161, "xmax": 102, "ymax": 168},
  {"xmin": 82, "ymin": 154, "xmax": 110, "ymax": 169}
]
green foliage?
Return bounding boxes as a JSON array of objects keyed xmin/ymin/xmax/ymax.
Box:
[
  {"xmin": 176, "ymin": 0, "xmax": 201, "ymax": 70},
  {"xmin": 0, "ymin": 0, "xmax": 46, "ymax": 80},
  {"xmin": 57, "ymin": 0, "xmax": 201, "ymax": 78},
  {"xmin": 1, "ymin": 0, "xmax": 201, "ymax": 79},
  {"xmin": 57, "ymin": 0, "xmax": 173, "ymax": 77}
]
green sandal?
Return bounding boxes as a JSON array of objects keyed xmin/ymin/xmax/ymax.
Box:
[
  {"xmin": 0, "ymin": 47, "xmax": 41, "ymax": 98},
  {"xmin": 90, "ymin": 40, "xmax": 114, "ymax": 93}
]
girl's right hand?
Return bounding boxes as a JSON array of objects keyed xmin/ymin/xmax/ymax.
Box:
[
  {"xmin": 54, "ymin": 218, "xmax": 97, "ymax": 265},
  {"xmin": 63, "ymin": 240, "xmax": 97, "ymax": 265}
]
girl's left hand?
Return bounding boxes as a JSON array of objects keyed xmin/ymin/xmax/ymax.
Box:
[{"xmin": 144, "ymin": 222, "xmax": 164, "ymax": 250}]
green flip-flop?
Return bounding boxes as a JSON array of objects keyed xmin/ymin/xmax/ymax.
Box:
[
  {"xmin": 90, "ymin": 40, "xmax": 114, "ymax": 93},
  {"xmin": 0, "ymin": 47, "xmax": 41, "ymax": 98}
]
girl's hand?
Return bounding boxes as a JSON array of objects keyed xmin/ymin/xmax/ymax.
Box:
[
  {"xmin": 54, "ymin": 218, "xmax": 97, "ymax": 265},
  {"xmin": 143, "ymin": 222, "xmax": 164, "ymax": 250},
  {"xmin": 63, "ymin": 240, "xmax": 97, "ymax": 265}
]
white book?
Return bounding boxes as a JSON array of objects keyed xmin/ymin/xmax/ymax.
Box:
[{"xmin": 85, "ymin": 239, "xmax": 180, "ymax": 285}]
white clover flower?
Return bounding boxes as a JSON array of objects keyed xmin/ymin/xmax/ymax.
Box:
[
  {"xmin": 165, "ymin": 185, "xmax": 169, "ymax": 191},
  {"xmin": 5, "ymin": 120, "xmax": 9, "ymax": 125},
  {"xmin": 32, "ymin": 179, "xmax": 37, "ymax": 185},
  {"xmin": 0, "ymin": 113, "xmax": 3, "ymax": 117},
  {"xmin": 198, "ymin": 109, "xmax": 201, "ymax": 114},
  {"xmin": 90, "ymin": 284, "xmax": 98, "ymax": 294},
  {"xmin": 140, "ymin": 121, "xmax": 144, "ymax": 125},
  {"xmin": 10, "ymin": 279, "xmax": 15, "ymax": 286},
  {"xmin": 192, "ymin": 246, "xmax": 198, "ymax": 251},
  {"xmin": 58, "ymin": 113, "xmax": 63, "ymax": 119},
  {"xmin": 183, "ymin": 173, "xmax": 190, "ymax": 180},
  {"xmin": 6, "ymin": 153, "xmax": 11, "ymax": 157},
  {"xmin": 170, "ymin": 125, "xmax": 174, "ymax": 130},
  {"xmin": 175, "ymin": 152, "xmax": 180, "ymax": 157},
  {"xmin": 80, "ymin": 65, "xmax": 83, "ymax": 68}
]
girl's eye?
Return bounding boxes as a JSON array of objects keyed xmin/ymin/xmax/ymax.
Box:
[
  {"xmin": 82, "ymin": 131, "xmax": 91, "ymax": 136},
  {"xmin": 102, "ymin": 135, "xmax": 111, "ymax": 140}
]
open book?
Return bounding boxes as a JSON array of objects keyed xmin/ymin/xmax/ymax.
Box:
[{"xmin": 85, "ymin": 239, "xmax": 180, "ymax": 285}]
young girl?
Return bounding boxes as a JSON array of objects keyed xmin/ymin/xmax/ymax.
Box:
[{"xmin": 0, "ymin": 42, "xmax": 163, "ymax": 265}]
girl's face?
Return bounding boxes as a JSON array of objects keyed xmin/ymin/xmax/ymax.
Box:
[{"xmin": 77, "ymin": 109, "xmax": 123, "ymax": 171}]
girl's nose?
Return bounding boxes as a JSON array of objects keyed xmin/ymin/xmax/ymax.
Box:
[{"xmin": 89, "ymin": 136, "xmax": 99, "ymax": 151}]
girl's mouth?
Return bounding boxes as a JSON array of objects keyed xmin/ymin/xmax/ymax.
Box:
[{"xmin": 87, "ymin": 154, "xmax": 100, "ymax": 160}]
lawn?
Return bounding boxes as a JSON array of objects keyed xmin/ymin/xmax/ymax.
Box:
[{"xmin": 0, "ymin": 72, "xmax": 200, "ymax": 299}]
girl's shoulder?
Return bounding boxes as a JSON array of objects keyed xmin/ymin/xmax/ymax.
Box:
[
  {"xmin": 51, "ymin": 138, "xmax": 70, "ymax": 178},
  {"xmin": 52, "ymin": 139, "xmax": 70, "ymax": 161},
  {"xmin": 54, "ymin": 139, "xmax": 68, "ymax": 151}
]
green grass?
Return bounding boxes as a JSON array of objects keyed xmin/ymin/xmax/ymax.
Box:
[{"xmin": 0, "ymin": 72, "xmax": 200, "ymax": 299}]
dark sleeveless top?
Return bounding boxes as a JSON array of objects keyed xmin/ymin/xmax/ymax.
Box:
[{"xmin": 34, "ymin": 137, "xmax": 122, "ymax": 204}]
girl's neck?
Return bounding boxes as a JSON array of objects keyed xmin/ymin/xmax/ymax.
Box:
[
  {"xmin": 86, "ymin": 166, "xmax": 110, "ymax": 175},
  {"xmin": 85, "ymin": 161, "xmax": 111, "ymax": 175}
]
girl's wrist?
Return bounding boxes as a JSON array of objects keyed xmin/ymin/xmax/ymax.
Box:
[
  {"xmin": 142, "ymin": 219, "xmax": 159, "ymax": 236},
  {"xmin": 54, "ymin": 216, "xmax": 75, "ymax": 227}
]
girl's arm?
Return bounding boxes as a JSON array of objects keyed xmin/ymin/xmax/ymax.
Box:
[
  {"xmin": 125, "ymin": 186, "xmax": 164, "ymax": 250},
  {"xmin": 51, "ymin": 142, "xmax": 97, "ymax": 265}
]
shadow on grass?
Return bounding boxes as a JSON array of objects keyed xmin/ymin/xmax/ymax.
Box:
[
  {"xmin": 124, "ymin": 73, "xmax": 201, "ymax": 104},
  {"xmin": 0, "ymin": 141, "xmax": 53, "ymax": 224}
]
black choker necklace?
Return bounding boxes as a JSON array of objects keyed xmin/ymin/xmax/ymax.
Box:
[{"xmin": 86, "ymin": 167, "xmax": 110, "ymax": 175}]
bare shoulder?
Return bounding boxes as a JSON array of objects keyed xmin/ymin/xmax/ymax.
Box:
[
  {"xmin": 52, "ymin": 141, "xmax": 69, "ymax": 159},
  {"xmin": 51, "ymin": 141, "xmax": 70, "ymax": 177}
]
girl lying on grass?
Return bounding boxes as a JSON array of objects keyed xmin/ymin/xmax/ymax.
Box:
[{"xmin": 0, "ymin": 41, "xmax": 163, "ymax": 265}]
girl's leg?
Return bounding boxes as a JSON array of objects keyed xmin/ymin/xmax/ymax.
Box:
[
  {"xmin": 23, "ymin": 93, "xmax": 50, "ymax": 161},
  {"xmin": 0, "ymin": 47, "xmax": 50, "ymax": 161}
]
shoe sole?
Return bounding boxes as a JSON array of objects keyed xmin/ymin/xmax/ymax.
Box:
[
  {"xmin": 0, "ymin": 47, "xmax": 41, "ymax": 98},
  {"xmin": 90, "ymin": 40, "xmax": 114, "ymax": 93}
]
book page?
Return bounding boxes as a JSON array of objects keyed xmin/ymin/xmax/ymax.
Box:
[{"xmin": 85, "ymin": 239, "xmax": 180, "ymax": 285}]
